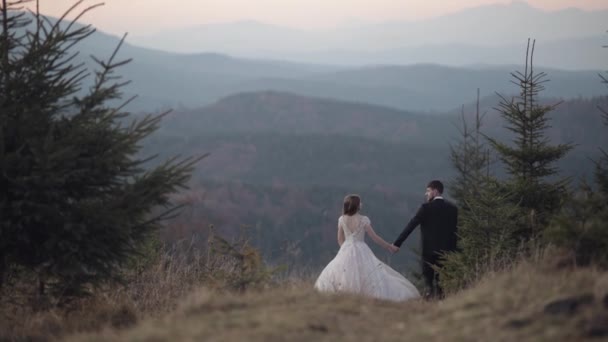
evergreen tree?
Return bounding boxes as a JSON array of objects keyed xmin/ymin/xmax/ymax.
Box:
[
  {"xmin": 440, "ymin": 91, "xmax": 522, "ymax": 293},
  {"xmin": 439, "ymin": 183, "xmax": 522, "ymax": 292},
  {"xmin": 486, "ymin": 39, "xmax": 573, "ymax": 239},
  {"xmin": 0, "ymin": 1, "xmax": 200, "ymax": 297},
  {"xmin": 544, "ymin": 183, "xmax": 608, "ymax": 267},
  {"xmin": 596, "ymin": 67, "xmax": 608, "ymax": 194},
  {"xmin": 544, "ymin": 40, "xmax": 608, "ymax": 268},
  {"xmin": 449, "ymin": 89, "xmax": 490, "ymax": 207}
]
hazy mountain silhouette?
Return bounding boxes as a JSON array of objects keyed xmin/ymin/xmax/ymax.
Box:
[
  {"xmin": 35, "ymin": 11, "xmax": 606, "ymax": 111},
  {"xmin": 130, "ymin": 2, "xmax": 608, "ymax": 69},
  {"xmin": 163, "ymin": 91, "xmax": 608, "ymax": 154},
  {"xmin": 110, "ymin": 49, "xmax": 603, "ymax": 112},
  {"xmin": 106, "ymin": 50, "xmax": 607, "ymax": 111},
  {"xmin": 163, "ymin": 91, "xmax": 449, "ymax": 144}
]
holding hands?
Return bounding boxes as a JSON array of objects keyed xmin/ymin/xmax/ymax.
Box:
[{"xmin": 387, "ymin": 244, "xmax": 399, "ymax": 254}]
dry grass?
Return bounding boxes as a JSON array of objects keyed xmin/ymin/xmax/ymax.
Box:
[
  {"xmin": 0, "ymin": 231, "xmax": 280, "ymax": 341},
  {"xmin": 0, "ymin": 247, "xmax": 212, "ymax": 341},
  {"xmin": 2, "ymin": 247, "xmax": 607, "ymax": 342},
  {"xmin": 64, "ymin": 257, "xmax": 608, "ymax": 342}
]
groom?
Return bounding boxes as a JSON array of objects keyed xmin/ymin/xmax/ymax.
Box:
[{"xmin": 392, "ymin": 180, "xmax": 458, "ymax": 299}]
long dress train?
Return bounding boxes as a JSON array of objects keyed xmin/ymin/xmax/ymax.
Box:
[{"xmin": 314, "ymin": 214, "xmax": 420, "ymax": 302}]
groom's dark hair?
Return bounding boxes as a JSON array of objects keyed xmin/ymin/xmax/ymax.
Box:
[
  {"xmin": 343, "ymin": 194, "xmax": 361, "ymax": 216},
  {"xmin": 427, "ymin": 180, "xmax": 444, "ymax": 194}
]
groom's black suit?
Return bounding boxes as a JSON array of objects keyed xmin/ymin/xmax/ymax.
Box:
[{"xmin": 394, "ymin": 197, "xmax": 458, "ymax": 298}]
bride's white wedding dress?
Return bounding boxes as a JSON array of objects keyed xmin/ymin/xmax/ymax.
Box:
[{"xmin": 314, "ymin": 214, "xmax": 420, "ymax": 302}]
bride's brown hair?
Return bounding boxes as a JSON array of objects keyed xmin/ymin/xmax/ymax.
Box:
[{"xmin": 343, "ymin": 194, "xmax": 361, "ymax": 216}]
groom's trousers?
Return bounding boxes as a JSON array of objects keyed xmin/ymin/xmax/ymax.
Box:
[{"xmin": 422, "ymin": 256, "xmax": 443, "ymax": 298}]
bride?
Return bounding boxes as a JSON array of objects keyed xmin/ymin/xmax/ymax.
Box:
[{"xmin": 314, "ymin": 194, "xmax": 420, "ymax": 301}]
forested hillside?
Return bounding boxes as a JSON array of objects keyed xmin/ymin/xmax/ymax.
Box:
[{"xmin": 144, "ymin": 92, "xmax": 608, "ymax": 270}]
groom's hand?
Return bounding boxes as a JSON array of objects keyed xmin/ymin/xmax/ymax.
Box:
[{"xmin": 388, "ymin": 244, "xmax": 400, "ymax": 254}]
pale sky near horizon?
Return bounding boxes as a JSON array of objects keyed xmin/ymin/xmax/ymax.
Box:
[{"xmin": 27, "ymin": 0, "xmax": 608, "ymax": 36}]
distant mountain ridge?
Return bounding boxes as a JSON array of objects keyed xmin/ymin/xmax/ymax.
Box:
[
  {"xmin": 130, "ymin": 2, "xmax": 608, "ymax": 69},
  {"xmin": 164, "ymin": 90, "xmax": 608, "ymax": 155},
  {"xmin": 126, "ymin": 60, "xmax": 602, "ymax": 112},
  {"xmin": 163, "ymin": 91, "xmax": 448, "ymax": 144},
  {"xmin": 22, "ymin": 10, "xmax": 607, "ymax": 112}
]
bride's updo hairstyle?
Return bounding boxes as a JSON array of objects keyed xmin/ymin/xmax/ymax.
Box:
[{"xmin": 343, "ymin": 194, "xmax": 361, "ymax": 216}]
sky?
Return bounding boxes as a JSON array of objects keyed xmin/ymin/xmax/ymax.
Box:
[{"xmin": 28, "ymin": 0, "xmax": 608, "ymax": 36}]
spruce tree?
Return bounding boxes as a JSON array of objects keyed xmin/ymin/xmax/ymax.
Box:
[
  {"xmin": 450, "ymin": 89, "xmax": 490, "ymax": 207},
  {"xmin": 0, "ymin": 1, "xmax": 199, "ymax": 297},
  {"xmin": 486, "ymin": 39, "xmax": 573, "ymax": 239},
  {"xmin": 544, "ymin": 41, "xmax": 608, "ymax": 268},
  {"xmin": 544, "ymin": 183, "xmax": 608, "ymax": 267},
  {"xmin": 596, "ymin": 68, "xmax": 608, "ymax": 194},
  {"xmin": 440, "ymin": 91, "xmax": 521, "ymax": 293}
]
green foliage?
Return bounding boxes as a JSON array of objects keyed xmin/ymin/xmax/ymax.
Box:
[
  {"xmin": 544, "ymin": 183, "xmax": 608, "ymax": 268},
  {"xmin": 486, "ymin": 40, "xmax": 573, "ymax": 238},
  {"xmin": 127, "ymin": 233, "xmax": 164, "ymax": 276},
  {"xmin": 440, "ymin": 93, "xmax": 522, "ymax": 293},
  {"xmin": 0, "ymin": 1, "xmax": 198, "ymax": 298},
  {"xmin": 449, "ymin": 90, "xmax": 491, "ymax": 207},
  {"xmin": 543, "ymin": 46, "xmax": 608, "ymax": 269},
  {"xmin": 596, "ymin": 151, "xmax": 608, "ymax": 195},
  {"xmin": 596, "ymin": 70, "xmax": 608, "ymax": 194},
  {"xmin": 206, "ymin": 225, "xmax": 280, "ymax": 292},
  {"xmin": 439, "ymin": 181, "xmax": 523, "ymax": 293}
]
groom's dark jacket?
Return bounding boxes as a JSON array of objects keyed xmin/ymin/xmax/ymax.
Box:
[{"xmin": 394, "ymin": 198, "xmax": 458, "ymax": 261}]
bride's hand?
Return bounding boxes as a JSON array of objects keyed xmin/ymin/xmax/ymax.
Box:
[{"xmin": 387, "ymin": 244, "xmax": 399, "ymax": 254}]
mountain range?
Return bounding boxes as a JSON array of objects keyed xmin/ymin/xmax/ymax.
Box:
[
  {"xmin": 130, "ymin": 2, "xmax": 608, "ymax": 69},
  {"xmin": 77, "ymin": 31, "xmax": 606, "ymax": 112},
  {"xmin": 29, "ymin": 3, "xmax": 606, "ymax": 113},
  {"xmin": 149, "ymin": 91, "xmax": 608, "ymax": 193}
]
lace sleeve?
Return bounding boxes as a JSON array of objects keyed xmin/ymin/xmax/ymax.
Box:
[{"xmin": 361, "ymin": 216, "xmax": 371, "ymax": 229}]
